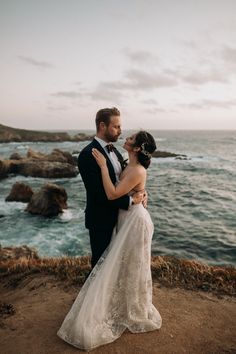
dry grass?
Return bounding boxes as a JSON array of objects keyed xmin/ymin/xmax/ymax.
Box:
[
  {"xmin": 0, "ymin": 255, "xmax": 91, "ymax": 286},
  {"xmin": 151, "ymin": 255, "xmax": 236, "ymax": 296},
  {"xmin": 0, "ymin": 255, "xmax": 235, "ymax": 296}
]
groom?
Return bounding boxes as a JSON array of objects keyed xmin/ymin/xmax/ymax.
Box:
[{"xmin": 78, "ymin": 107, "xmax": 144, "ymax": 269}]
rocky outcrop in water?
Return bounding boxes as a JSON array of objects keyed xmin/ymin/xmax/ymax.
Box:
[
  {"xmin": 0, "ymin": 148, "xmax": 78, "ymax": 179},
  {"xmin": 152, "ymin": 150, "xmax": 187, "ymax": 159},
  {"xmin": 5, "ymin": 182, "xmax": 33, "ymax": 202},
  {"xmin": 25, "ymin": 183, "xmax": 68, "ymax": 217},
  {"xmin": 0, "ymin": 160, "xmax": 9, "ymax": 179},
  {"xmin": 26, "ymin": 148, "xmax": 75, "ymax": 165},
  {"xmin": 0, "ymin": 123, "xmax": 93, "ymax": 142}
]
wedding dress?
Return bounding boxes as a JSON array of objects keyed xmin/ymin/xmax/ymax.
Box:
[{"xmin": 57, "ymin": 203, "xmax": 162, "ymax": 351}]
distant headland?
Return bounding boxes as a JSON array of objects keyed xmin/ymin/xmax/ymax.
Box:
[{"xmin": 0, "ymin": 123, "xmax": 94, "ymax": 143}]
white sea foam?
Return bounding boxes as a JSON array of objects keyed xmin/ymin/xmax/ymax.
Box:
[{"xmin": 59, "ymin": 209, "xmax": 73, "ymax": 222}]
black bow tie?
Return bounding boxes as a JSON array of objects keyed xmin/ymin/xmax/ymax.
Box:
[{"xmin": 106, "ymin": 144, "xmax": 115, "ymax": 153}]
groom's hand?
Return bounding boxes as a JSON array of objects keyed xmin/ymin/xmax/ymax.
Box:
[
  {"xmin": 142, "ymin": 190, "xmax": 148, "ymax": 208},
  {"xmin": 132, "ymin": 191, "xmax": 144, "ymax": 205}
]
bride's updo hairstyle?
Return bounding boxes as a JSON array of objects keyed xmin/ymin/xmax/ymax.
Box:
[{"xmin": 133, "ymin": 131, "xmax": 156, "ymax": 169}]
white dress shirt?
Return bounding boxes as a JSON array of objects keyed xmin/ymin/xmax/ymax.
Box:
[
  {"xmin": 94, "ymin": 136, "xmax": 122, "ymax": 183},
  {"xmin": 94, "ymin": 137, "xmax": 132, "ymax": 206}
]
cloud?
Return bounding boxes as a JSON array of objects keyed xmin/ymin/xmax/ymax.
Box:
[
  {"xmin": 18, "ymin": 56, "xmax": 54, "ymax": 69},
  {"xmin": 145, "ymin": 107, "xmax": 167, "ymax": 114},
  {"xmin": 142, "ymin": 98, "xmax": 159, "ymax": 105},
  {"xmin": 123, "ymin": 48, "xmax": 159, "ymax": 65},
  {"xmin": 124, "ymin": 69, "xmax": 178, "ymax": 89},
  {"xmin": 88, "ymin": 68, "xmax": 178, "ymax": 103},
  {"xmin": 88, "ymin": 45, "xmax": 234, "ymax": 102},
  {"xmin": 89, "ymin": 82, "xmax": 124, "ymax": 102},
  {"xmin": 179, "ymin": 98, "xmax": 236, "ymax": 110},
  {"xmin": 221, "ymin": 46, "xmax": 236, "ymax": 64},
  {"xmin": 181, "ymin": 69, "xmax": 228, "ymax": 84},
  {"xmin": 47, "ymin": 104, "xmax": 69, "ymax": 112},
  {"xmin": 181, "ymin": 40, "xmax": 199, "ymax": 50},
  {"xmin": 51, "ymin": 91, "xmax": 83, "ymax": 99}
]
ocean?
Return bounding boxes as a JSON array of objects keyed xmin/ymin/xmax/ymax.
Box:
[{"xmin": 0, "ymin": 130, "xmax": 235, "ymax": 266}]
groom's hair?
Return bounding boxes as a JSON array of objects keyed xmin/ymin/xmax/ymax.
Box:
[{"xmin": 95, "ymin": 107, "xmax": 120, "ymax": 131}]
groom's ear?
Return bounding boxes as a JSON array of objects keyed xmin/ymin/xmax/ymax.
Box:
[
  {"xmin": 133, "ymin": 147, "xmax": 141, "ymax": 152},
  {"xmin": 99, "ymin": 121, "xmax": 106, "ymax": 131}
]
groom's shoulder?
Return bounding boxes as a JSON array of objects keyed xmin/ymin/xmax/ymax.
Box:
[
  {"xmin": 81, "ymin": 140, "xmax": 94, "ymax": 153},
  {"xmin": 78, "ymin": 140, "xmax": 95, "ymax": 161}
]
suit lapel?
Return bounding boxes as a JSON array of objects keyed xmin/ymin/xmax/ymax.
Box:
[{"xmin": 112, "ymin": 146, "xmax": 128, "ymax": 171}]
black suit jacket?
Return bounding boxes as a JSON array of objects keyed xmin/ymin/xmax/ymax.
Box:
[{"xmin": 78, "ymin": 139, "xmax": 130, "ymax": 231}]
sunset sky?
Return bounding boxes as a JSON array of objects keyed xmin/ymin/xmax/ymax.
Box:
[{"xmin": 1, "ymin": 0, "xmax": 236, "ymax": 130}]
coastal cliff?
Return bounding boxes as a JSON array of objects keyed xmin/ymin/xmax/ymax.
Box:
[
  {"xmin": 0, "ymin": 245, "xmax": 235, "ymax": 354},
  {"xmin": 0, "ymin": 123, "xmax": 93, "ymax": 142}
]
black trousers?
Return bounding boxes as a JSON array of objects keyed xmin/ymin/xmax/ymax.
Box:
[{"xmin": 89, "ymin": 229, "xmax": 114, "ymax": 269}]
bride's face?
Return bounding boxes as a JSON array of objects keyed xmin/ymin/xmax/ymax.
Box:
[{"xmin": 123, "ymin": 134, "xmax": 136, "ymax": 151}]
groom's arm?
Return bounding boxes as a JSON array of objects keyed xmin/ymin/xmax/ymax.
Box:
[{"xmin": 78, "ymin": 150, "xmax": 130, "ymax": 210}]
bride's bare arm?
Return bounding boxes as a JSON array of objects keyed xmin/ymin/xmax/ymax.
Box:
[{"xmin": 92, "ymin": 148, "xmax": 145, "ymax": 200}]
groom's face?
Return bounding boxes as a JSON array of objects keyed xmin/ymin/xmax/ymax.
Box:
[{"xmin": 104, "ymin": 115, "xmax": 121, "ymax": 142}]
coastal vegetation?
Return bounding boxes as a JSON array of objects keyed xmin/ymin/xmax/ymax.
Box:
[{"xmin": 0, "ymin": 245, "xmax": 235, "ymax": 297}]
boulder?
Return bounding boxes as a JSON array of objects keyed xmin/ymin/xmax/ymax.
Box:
[
  {"xmin": 1, "ymin": 159, "xmax": 78, "ymax": 178},
  {"xmin": 26, "ymin": 149, "xmax": 45, "ymax": 159},
  {"xmin": 0, "ymin": 160, "xmax": 9, "ymax": 179},
  {"xmin": 5, "ymin": 182, "xmax": 33, "ymax": 202},
  {"xmin": 16, "ymin": 160, "xmax": 78, "ymax": 178},
  {"xmin": 45, "ymin": 149, "xmax": 75, "ymax": 165},
  {"xmin": 9, "ymin": 152, "xmax": 23, "ymax": 160},
  {"xmin": 25, "ymin": 183, "xmax": 68, "ymax": 217}
]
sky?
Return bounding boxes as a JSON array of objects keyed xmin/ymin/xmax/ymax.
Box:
[{"xmin": 0, "ymin": 0, "xmax": 236, "ymax": 130}]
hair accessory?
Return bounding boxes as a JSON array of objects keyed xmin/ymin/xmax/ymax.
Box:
[{"xmin": 140, "ymin": 143, "xmax": 152, "ymax": 158}]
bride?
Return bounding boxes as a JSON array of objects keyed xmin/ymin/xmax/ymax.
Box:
[{"xmin": 57, "ymin": 130, "xmax": 162, "ymax": 351}]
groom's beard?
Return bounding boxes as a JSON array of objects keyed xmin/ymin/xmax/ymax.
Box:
[{"xmin": 104, "ymin": 132, "xmax": 120, "ymax": 142}]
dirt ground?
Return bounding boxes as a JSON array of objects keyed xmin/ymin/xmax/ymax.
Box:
[{"xmin": 0, "ymin": 274, "xmax": 235, "ymax": 354}]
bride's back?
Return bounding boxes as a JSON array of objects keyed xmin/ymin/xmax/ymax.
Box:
[{"xmin": 119, "ymin": 163, "xmax": 146, "ymax": 195}]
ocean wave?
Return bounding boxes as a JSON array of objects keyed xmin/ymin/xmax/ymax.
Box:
[
  {"xmin": 1, "ymin": 131, "xmax": 236, "ymax": 266},
  {"xmin": 0, "ymin": 199, "xmax": 26, "ymax": 216}
]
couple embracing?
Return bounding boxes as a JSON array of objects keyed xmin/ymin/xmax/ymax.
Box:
[{"xmin": 57, "ymin": 107, "xmax": 162, "ymax": 351}]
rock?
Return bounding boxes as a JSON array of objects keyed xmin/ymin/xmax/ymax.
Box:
[
  {"xmin": 0, "ymin": 302, "xmax": 15, "ymax": 316},
  {"xmin": 1, "ymin": 159, "xmax": 78, "ymax": 178},
  {"xmin": 26, "ymin": 149, "xmax": 45, "ymax": 159},
  {"xmin": 25, "ymin": 183, "xmax": 68, "ymax": 217},
  {"xmin": 0, "ymin": 244, "xmax": 39, "ymax": 260},
  {"xmin": 5, "ymin": 182, "xmax": 33, "ymax": 202},
  {"xmin": 71, "ymin": 133, "xmax": 94, "ymax": 141},
  {"xmin": 9, "ymin": 152, "xmax": 23, "ymax": 160},
  {"xmin": 0, "ymin": 159, "xmax": 18, "ymax": 179},
  {"xmin": 25, "ymin": 148, "xmax": 75, "ymax": 165},
  {"xmin": 16, "ymin": 160, "xmax": 78, "ymax": 178},
  {"xmin": 45, "ymin": 149, "xmax": 75, "ymax": 165},
  {"xmin": 152, "ymin": 150, "xmax": 187, "ymax": 158},
  {"xmin": 3, "ymin": 148, "xmax": 78, "ymax": 178},
  {"xmin": 175, "ymin": 156, "xmax": 189, "ymax": 160},
  {"xmin": 0, "ymin": 160, "xmax": 9, "ymax": 179}
]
